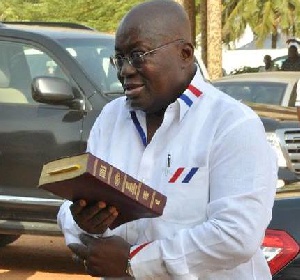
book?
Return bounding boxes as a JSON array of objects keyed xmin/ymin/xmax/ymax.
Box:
[{"xmin": 38, "ymin": 152, "xmax": 167, "ymax": 229}]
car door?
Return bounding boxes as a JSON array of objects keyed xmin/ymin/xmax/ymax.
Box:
[{"xmin": 0, "ymin": 39, "xmax": 86, "ymax": 198}]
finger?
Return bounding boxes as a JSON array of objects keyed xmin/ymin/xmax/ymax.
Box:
[
  {"xmin": 73, "ymin": 201, "xmax": 107, "ymax": 221},
  {"xmin": 92, "ymin": 207, "xmax": 118, "ymax": 231},
  {"xmin": 70, "ymin": 199, "xmax": 87, "ymax": 215},
  {"xmin": 68, "ymin": 243, "xmax": 89, "ymax": 260},
  {"xmin": 88, "ymin": 206, "xmax": 118, "ymax": 230},
  {"xmin": 84, "ymin": 201, "xmax": 108, "ymax": 221}
]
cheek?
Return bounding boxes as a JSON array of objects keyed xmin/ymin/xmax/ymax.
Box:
[{"xmin": 143, "ymin": 69, "xmax": 171, "ymax": 94}]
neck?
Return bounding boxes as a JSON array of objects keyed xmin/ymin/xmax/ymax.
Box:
[{"xmin": 146, "ymin": 111, "xmax": 165, "ymax": 144}]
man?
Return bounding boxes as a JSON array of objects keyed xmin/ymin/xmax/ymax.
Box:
[
  {"xmin": 281, "ymin": 45, "xmax": 300, "ymax": 71},
  {"xmin": 259, "ymin": 54, "xmax": 278, "ymax": 72},
  {"xmin": 57, "ymin": 0, "xmax": 278, "ymax": 279}
]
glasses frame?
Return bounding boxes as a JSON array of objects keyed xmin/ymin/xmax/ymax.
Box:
[{"xmin": 110, "ymin": 39, "xmax": 185, "ymax": 71}]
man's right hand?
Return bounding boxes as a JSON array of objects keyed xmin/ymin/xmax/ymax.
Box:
[{"xmin": 70, "ymin": 200, "xmax": 118, "ymax": 234}]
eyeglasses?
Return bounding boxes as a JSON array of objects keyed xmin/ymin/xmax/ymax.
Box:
[{"xmin": 110, "ymin": 39, "xmax": 184, "ymax": 71}]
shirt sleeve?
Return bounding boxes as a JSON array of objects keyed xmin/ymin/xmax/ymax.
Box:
[
  {"xmin": 57, "ymin": 200, "xmax": 86, "ymax": 245},
  {"xmin": 130, "ymin": 117, "xmax": 278, "ymax": 278}
]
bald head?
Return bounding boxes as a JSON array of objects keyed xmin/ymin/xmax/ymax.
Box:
[
  {"xmin": 114, "ymin": 0, "xmax": 196, "ymax": 114},
  {"xmin": 116, "ymin": 0, "xmax": 192, "ymax": 45}
]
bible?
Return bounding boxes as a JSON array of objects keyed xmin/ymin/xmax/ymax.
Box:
[{"xmin": 38, "ymin": 152, "xmax": 167, "ymax": 229}]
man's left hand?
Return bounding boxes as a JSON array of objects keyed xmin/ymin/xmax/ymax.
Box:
[{"xmin": 68, "ymin": 234, "xmax": 131, "ymax": 278}]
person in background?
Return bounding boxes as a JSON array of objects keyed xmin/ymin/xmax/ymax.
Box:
[
  {"xmin": 259, "ymin": 54, "xmax": 278, "ymax": 72},
  {"xmin": 57, "ymin": 0, "xmax": 278, "ymax": 279},
  {"xmin": 281, "ymin": 45, "xmax": 300, "ymax": 71}
]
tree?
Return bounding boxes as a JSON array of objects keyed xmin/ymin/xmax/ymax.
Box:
[
  {"xmin": 175, "ymin": 0, "xmax": 196, "ymax": 46},
  {"xmin": 222, "ymin": 0, "xmax": 300, "ymax": 49},
  {"xmin": 206, "ymin": 0, "xmax": 222, "ymax": 79}
]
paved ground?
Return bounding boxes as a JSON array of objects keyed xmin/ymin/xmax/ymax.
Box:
[{"xmin": 0, "ymin": 235, "xmax": 94, "ymax": 280}]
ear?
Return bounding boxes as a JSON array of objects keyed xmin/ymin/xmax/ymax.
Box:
[{"xmin": 180, "ymin": 42, "xmax": 194, "ymax": 63}]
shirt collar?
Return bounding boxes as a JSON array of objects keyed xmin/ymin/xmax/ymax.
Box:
[{"xmin": 177, "ymin": 67, "xmax": 204, "ymax": 121}]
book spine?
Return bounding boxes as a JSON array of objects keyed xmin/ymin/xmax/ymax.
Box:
[{"xmin": 87, "ymin": 154, "xmax": 166, "ymax": 214}]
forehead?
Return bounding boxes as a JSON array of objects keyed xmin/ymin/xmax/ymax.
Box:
[{"xmin": 115, "ymin": 10, "xmax": 168, "ymax": 50}]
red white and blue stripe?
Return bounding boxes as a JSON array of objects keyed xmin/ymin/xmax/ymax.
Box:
[
  {"xmin": 169, "ymin": 167, "xmax": 199, "ymax": 183},
  {"xmin": 179, "ymin": 84, "xmax": 203, "ymax": 107}
]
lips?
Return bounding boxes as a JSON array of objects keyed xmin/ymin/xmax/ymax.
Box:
[{"xmin": 123, "ymin": 83, "xmax": 144, "ymax": 97}]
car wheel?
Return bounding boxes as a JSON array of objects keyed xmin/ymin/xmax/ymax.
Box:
[{"xmin": 0, "ymin": 234, "xmax": 21, "ymax": 247}]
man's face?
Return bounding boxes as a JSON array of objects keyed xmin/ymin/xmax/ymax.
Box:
[{"xmin": 114, "ymin": 25, "xmax": 185, "ymax": 114}]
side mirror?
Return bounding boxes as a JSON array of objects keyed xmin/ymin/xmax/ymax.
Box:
[{"xmin": 31, "ymin": 76, "xmax": 75, "ymax": 105}]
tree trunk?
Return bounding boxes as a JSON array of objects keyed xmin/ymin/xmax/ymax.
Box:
[
  {"xmin": 271, "ymin": 31, "xmax": 277, "ymax": 49},
  {"xmin": 200, "ymin": 0, "xmax": 207, "ymax": 66},
  {"xmin": 175, "ymin": 0, "xmax": 196, "ymax": 46},
  {"xmin": 206, "ymin": 0, "xmax": 222, "ymax": 79}
]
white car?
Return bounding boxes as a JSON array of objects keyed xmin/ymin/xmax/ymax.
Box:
[{"xmin": 212, "ymin": 71, "xmax": 300, "ymax": 107}]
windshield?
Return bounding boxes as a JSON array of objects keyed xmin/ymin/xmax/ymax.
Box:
[
  {"xmin": 57, "ymin": 37, "xmax": 123, "ymax": 93},
  {"xmin": 214, "ymin": 81, "xmax": 287, "ymax": 105}
]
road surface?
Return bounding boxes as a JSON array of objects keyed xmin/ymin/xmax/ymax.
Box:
[{"xmin": 0, "ymin": 235, "xmax": 94, "ymax": 279}]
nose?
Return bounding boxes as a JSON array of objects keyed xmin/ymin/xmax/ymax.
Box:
[{"xmin": 119, "ymin": 58, "xmax": 137, "ymax": 77}]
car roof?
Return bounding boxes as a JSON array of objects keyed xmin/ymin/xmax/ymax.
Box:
[
  {"xmin": 0, "ymin": 21, "xmax": 114, "ymax": 40},
  {"xmin": 213, "ymin": 72, "xmax": 300, "ymax": 84}
]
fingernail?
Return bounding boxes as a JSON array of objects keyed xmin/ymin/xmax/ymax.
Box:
[
  {"xmin": 98, "ymin": 201, "xmax": 106, "ymax": 208},
  {"xmin": 80, "ymin": 200, "xmax": 86, "ymax": 207},
  {"xmin": 109, "ymin": 207, "xmax": 118, "ymax": 215}
]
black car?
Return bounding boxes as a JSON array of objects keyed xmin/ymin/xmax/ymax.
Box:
[
  {"xmin": 0, "ymin": 21, "xmax": 299, "ymax": 279},
  {"xmin": 0, "ymin": 21, "xmax": 123, "ymax": 246}
]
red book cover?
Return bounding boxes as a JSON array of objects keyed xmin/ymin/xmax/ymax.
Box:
[{"xmin": 38, "ymin": 153, "xmax": 167, "ymax": 229}]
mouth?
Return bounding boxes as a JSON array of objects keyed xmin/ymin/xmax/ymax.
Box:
[{"xmin": 123, "ymin": 83, "xmax": 144, "ymax": 97}]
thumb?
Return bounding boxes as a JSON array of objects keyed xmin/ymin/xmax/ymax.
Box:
[{"xmin": 79, "ymin": 233, "xmax": 96, "ymax": 246}]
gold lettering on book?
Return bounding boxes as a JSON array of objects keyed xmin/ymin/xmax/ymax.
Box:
[
  {"xmin": 150, "ymin": 191, "xmax": 156, "ymax": 209},
  {"xmin": 114, "ymin": 172, "xmax": 121, "ymax": 187},
  {"xmin": 155, "ymin": 199, "xmax": 161, "ymax": 205},
  {"xmin": 136, "ymin": 182, "xmax": 141, "ymax": 200},
  {"xmin": 142, "ymin": 190, "xmax": 150, "ymax": 201},
  {"xmin": 93, "ymin": 158, "xmax": 99, "ymax": 177},
  {"xmin": 99, "ymin": 164, "xmax": 107, "ymax": 179},
  {"xmin": 107, "ymin": 166, "xmax": 113, "ymax": 185},
  {"xmin": 124, "ymin": 180, "xmax": 138, "ymax": 196},
  {"xmin": 121, "ymin": 174, "xmax": 127, "ymax": 193}
]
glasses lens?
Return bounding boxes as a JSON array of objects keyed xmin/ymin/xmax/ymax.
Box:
[
  {"xmin": 110, "ymin": 55, "xmax": 123, "ymax": 69},
  {"xmin": 130, "ymin": 52, "xmax": 144, "ymax": 68}
]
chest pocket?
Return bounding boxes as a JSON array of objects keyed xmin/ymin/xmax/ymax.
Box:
[{"xmin": 160, "ymin": 166, "xmax": 209, "ymax": 224}]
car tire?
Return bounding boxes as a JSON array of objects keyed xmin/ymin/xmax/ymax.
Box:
[{"xmin": 0, "ymin": 234, "xmax": 21, "ymax": 247}]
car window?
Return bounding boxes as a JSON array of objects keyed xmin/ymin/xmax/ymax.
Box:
[
  {"xmin": 57, "ymin": 38, "xmax": 123, "ymax": 93},
  {"xmin": 25, "ymin": 48, "xmax": 68, "ymax": 81},
  {"xmin": 214, "ymin": 82, "xmax": 287, "ymax": 105},
  {"xmin": 0, "ymin": 40, "xmax": 69, "ymax": 104}
]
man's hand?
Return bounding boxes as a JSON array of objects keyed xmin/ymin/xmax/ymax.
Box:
[
  {"xmin": 70, "ymin": 200, "xmax": 118, "ymax": 234},
  {"xmin": 69, "ymin": 234, "xmax": 132, "ymax": 278}
]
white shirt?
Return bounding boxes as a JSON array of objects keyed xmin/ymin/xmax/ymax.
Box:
[{"xmin": 58, "ymin": 69, "xmax": 278, "ymax": 280}]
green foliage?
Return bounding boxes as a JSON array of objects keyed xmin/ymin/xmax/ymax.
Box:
[
  {"xmin": 223, "ymin": 0, "xmax": 300, "ymax": 48},
  {"xmin": 0, "ymin": 0, "xmax": 142, "ymax": 33},
  {"xmin": 1, "ymin": 0, "xmax": 300, "ymax": 45}
]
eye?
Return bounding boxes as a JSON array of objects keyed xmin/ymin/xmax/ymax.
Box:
[
  {"xmin": 130, "ymin": 52, "xmax": 145, "ymax": 67},
  {"xmin": 130, "ymin": 52, "xmax": 144, "ymax": 60},
  {"xmin": 115, "ymin": 54, "xmax": 125, "ymax": 60}
]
